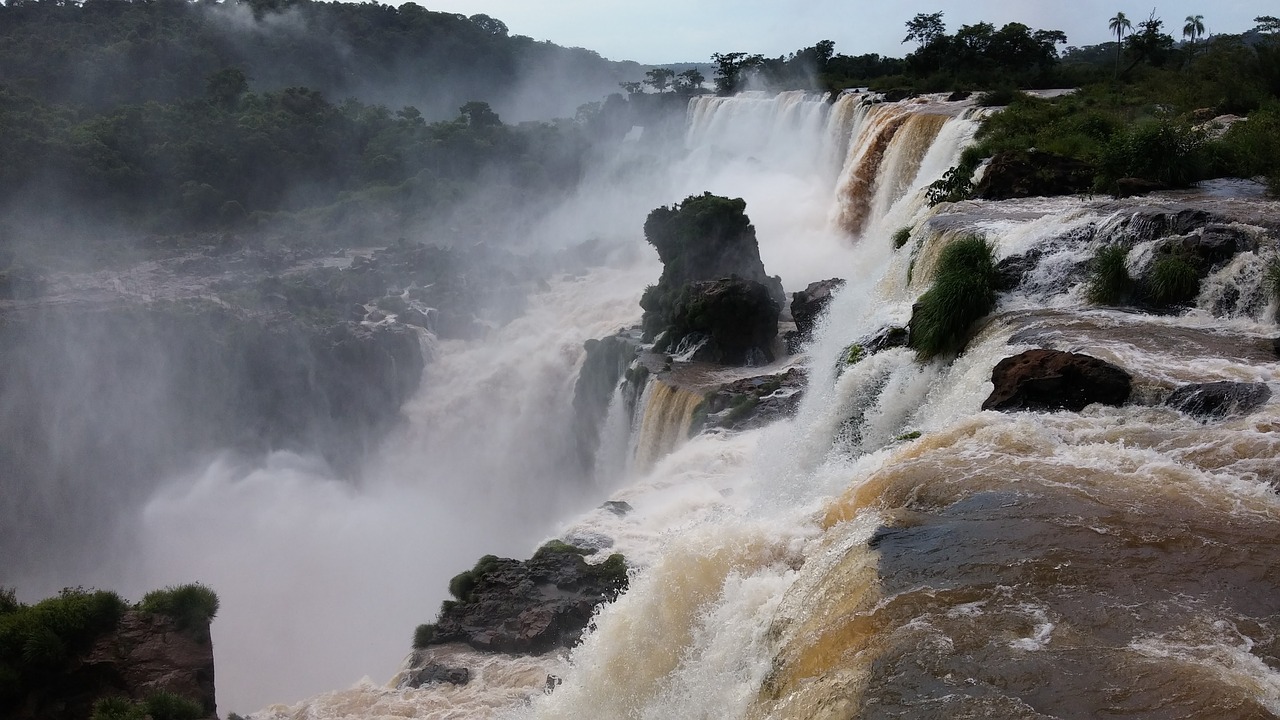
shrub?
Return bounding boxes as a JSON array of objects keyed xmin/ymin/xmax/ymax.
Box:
[
  {"xmin": 908, "ymin": 236, "xmax": 999, "ymax": 360},
  {"xmin": 143, "ymin": 690, "xmax": 204, "ymax": 720},
  {"xmin": 139, "ymin": 585, "xmax": 218, "ymax": 631},
  {"xmin": 447, "ymin": 554, "xmax": 502, "ymax": 601},
  {"xmin": 413, "ymin": 623, "xmax": 436, "ymax": 649},
  {"xmin": 1097, "ymin": 119, "xmax": 1208, "ymax": 192},
  {"xmin": 1147, "ymin": 252, "xmax": 1200, "ymax": 306},
  {"xmin": 975, "ymin": 87, "xmax": 1025, "ymax": 107},
  {"xmin": 91, "ymin": 697, "xmax": 145, "ymax": 720},
  {"xmin": 1086, "ymin": 245, "xmax": 1134, "ymax": 304},
  {"xmin": 532, "ymin": 541, "xmax": 593, "ymax": 560},
  {"xmin": 892, "ymin": 226, "xmax": 912, "ymax": 249}
]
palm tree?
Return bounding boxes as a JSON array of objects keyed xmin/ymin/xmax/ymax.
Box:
[
  {"xmin": 1109, "ymin": 11, "xmax": 1133, "ymax": 75},
  {"xmin": 1183, "ymin": 14, "xmax": 1205, "ymax": 48}
]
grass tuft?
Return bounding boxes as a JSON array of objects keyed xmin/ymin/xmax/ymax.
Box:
[
  {"xmin": 1147, "ymin": 252, "xmax": 1200, "ymax": 306},
  {"xmin": 908, "ymin": 236, "xmax": 999, "ymax": 360},
  {"xmin": 892, "ymin": 226, "xmax": 912, "ymax": 249},
  {"xmin": 1086, "ymin": 245, "xmax": 1133, "ymax": 304},
  {"xmin": 412, "ymin": 623, "xmax": 436, "ymax": 649},
  {"xmin": 139, "ymin": 584, "xmax": 219, "ymax": 631}
]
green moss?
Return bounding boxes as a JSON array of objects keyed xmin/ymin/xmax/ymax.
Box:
[
  {"xmin": 586, "ymin": 553, "xmax": 628, "ymax": 589},
  {"xmin": 892, "ymin": 226, "xmax": 912, "ymax": 249},
  {"xmin": 724, "ymin": 394, "xmax": 759, "ymax": 424},
  {"xmin": 532, "ymin": 541, "xmax": 594, "ymax": 560},
  {"xmin": 895, "ymin": 430, "xmax": 923, "ymax": 441},
  {"xmin": 841, "ymin": 343, "xmax": 866, "ymax": 366},
  {"xmin": 447, "ymin": 554, "xmax": 502, "ymax": 601},
  {"xmin": 138, "ymin": 584, "xmax": 219, "ymax": 631},
  {"xmin": 909, "ymin": 236, "xmax": 999, "ymax": 360},
  {"xmin": 1147, "ymin": 252, "xmax": 1200, "ymax": 306},
  {"xmin": 1086, "ymin": 244, "xmax": 1134, "ymax": 304},
  {"xmin": 412, "ymin": 623, "xmax": 436, "ymax": 649}
]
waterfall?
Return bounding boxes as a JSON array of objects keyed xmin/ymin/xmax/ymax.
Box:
[{"xmin": 630, "ymin": 379, "xmax": 704, "ymax": 472}]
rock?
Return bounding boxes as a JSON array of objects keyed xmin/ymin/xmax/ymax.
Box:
[
  {"xmin": 1169, "ymin": 224, "xmax": 1258, "ymax": 271},
  {"xmin": 790, "ymin": 278, "xmax": 845, "ymax": 342},
  {"xmin": 562, "ymin": 530, "xmax": 615, "ymax": 551},
  {"xmin": 993, "ymin": 250, "xmax": 1043, "ymax": 292},
  {"xmin": 600, "ymin": 500, "xmax": 633, "ymax": 516},
  {"xmin": 1166, "ymin": 381, "xmax": 1271, "ymax": 419},
  {"xmin": 667, "ymin": 277, "xmax": 780, "ymax": 366},
  {"xmin": 972, "ymin": 151, "xmax": 1094, "ymax": 200},
  {"xmin": 982, "ymin": 349, "xmax": 1132, "ymax": 412},
  {"xmin": 572, "ymin": 334, "xmax": 640, "ymax": 473},
  {"xmin": 424, "ymin": 543, "xmax": 628, "ymax": 655},
  {"xmin": 696, "ymin": 367, "xmax": 806, "ymax": 432},
  {"xmin": 1119, "ymin": 208, "xmax": 1217, "ymax": 244},
  {"xmin": 402, "ymin": 662, "xmax": 471, "ymax": 688},
  {"xmin": 1114, "ymin": 177, "xmax": 1170, "ymax": 197},
  {"xmin": 837, "ymin": 326, "xmax": 910, "ymax": 376},
  {"xmin": 947, "ymin": 90, "xmax": 972, "ymax": 102}
]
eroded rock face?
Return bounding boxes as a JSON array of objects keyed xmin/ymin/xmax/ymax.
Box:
[
  {"xmin": 790, "ymin": 278, "xmax": 846, "ymax": 342},
  {"xmin": 1166, "ymin": 381, "xmax": 1272, "ymax": 419},
  {"xmin": 973, "ymin": 151, "xmax": 1094, "ymax": 200},
  {"xmin": 424, "ymin": 545, "xmax": 628, "ymax": 655},
  {"xmin": 695, "ymin": 367, "xmax": 807, "ymax": 433},
  {"xmin": 668, "ymin": 277, "xmax": 780, "ymax": 366},
  {"xmin": 983, "ymin": 349, "xmax": 1132, "ymax": 412}
]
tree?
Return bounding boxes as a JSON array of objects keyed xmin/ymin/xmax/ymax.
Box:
[
  {"xmin": 1128, "ymin": 12, "xmax": 1175, "ymax": 68},
  {"xmin": 1109, "ymin": 11, "xmax": 1133, "ymax": 75},
  {"xmin": 675, "ymin": 68, "xmax": 705, "ymax": 94},
  {"xmin": 1254, "ymin": 16, "xmax": 1280, "ymax": 34},
  {"xmin": 205, "ymin": 67, "xmax": 247, "ymax": 110},
  {"xmin": 458, "ymin": 101, "xmax": 500, "ymax": 128},
  {"xmin": 1183, "ymin": 15, "xmax": 1205, "ymax": 48},
  {"xmin": 644, "ymin": 68, "xmax": 675, "ymax": 93},
  {"xmin": 711, "ymin": 52, "xmax": 764, "ymax": 95},
  {"xmin": 903, "ymin": 12, "xmax": 945, "ymax": 46},
  {"xmin": 618, "ymin": 81, "xmax": 642, "ymax": 95},
  {"xmin": 468, "ymin": 13, "xmax": 508, "ymax": 36}
]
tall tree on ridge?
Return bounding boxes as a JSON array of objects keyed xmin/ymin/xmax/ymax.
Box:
[
  {"xmin": 1109, "ymin": 11, "xmax": 1133, "ymax": 76},
  {"xmin": 1183, "ymin": 14, "xmax": 1205, "ymax": 49}
]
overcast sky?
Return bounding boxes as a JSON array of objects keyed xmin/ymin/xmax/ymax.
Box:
[{"xmin": 417, "ymin": 1, "xmax": 1273, "ymax": 64}]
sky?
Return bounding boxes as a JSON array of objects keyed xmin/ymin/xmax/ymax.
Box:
[{"xmin": 417, "ymin": 0, "xmax": 1273, "ymax": 64}]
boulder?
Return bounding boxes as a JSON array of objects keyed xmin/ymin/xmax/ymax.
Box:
[
  {"xmin": 790, "ymin": 278, "xmax": 845, "ymax": 342},
  {"xmin": 982, "ymin": 349, "xmax": 1132, "ymax": 412},
  {"xmin": 667, "ymin": 277, "xmax": 780, "ymax": 366},
  {"xmin": 695, "ymin": 367, "xmax": 807, "ymax": 432},
  {"xmin": 401, "ymin": 660, "xmax": 471, "ymax": 688},
  {"xmin": 973, "ymin": 151, "xmax": 1094, "ymax": 200},
  {"xmin": 424, "ymin": 543, "xmax": 628, "ymax": 655},
  {"xmin": 1166, "ymin": 381, "xmax": 1272, "ymax": 419}
]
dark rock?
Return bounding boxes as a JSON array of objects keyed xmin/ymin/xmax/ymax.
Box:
[
  {"xmin": 601, "ymin": 500, "xmax": 633, "ymax": 516},
  {"xmin": 403, "ymin": 662, "xmax": 471, "ymax": 687},
  {"xmin": 1114, "ymin": 177, "xmax": 1170, "ymax": 197},
  {"xmin": 881, "ymin": 88, "xmax": 914, "ymax": 102},
  {"xmin": 947, "ymin": 90, "xmax": 972, "ymax": 102},
  {"xmin": 1168, "ymin": 224, "xmax": 1258, "ymax": 272},
  {"xmin": 790, "ymin": 278, "xmax": 846, "ymax": 342},
  {"xmin": 562, "ymin": 530, "xmax": 615, "ymax": 552},
  {"xmin": 424, "ymin": 543, "xmax": 628, "ymax": 655},
  {"xmin": 1166, "ymin": 381, "xmax": 1272, "ymax": 419},
  {"xmin": 667, "ymin": 277, "xmax": 780, "ymax": 366},
  {"xmin": 972, "ymin": 151, "xmax": 1094, "ymax": 200},
  {"xmin": 983, "ymin": 349, "xmax": 1132, "ymax": 412},
  {"xmin": 572, "ymin": 334, "xmax": 640, "ymax": 473},
  {"xmin": 993, "ymin": 250, "xmax": 1043, "ymax": 292},
  {"xmin": 696, "ymin": 367, "xmax": 807, "ymax": 432},
  {"xmin": 6, "ymin": 609, "xmax": 217, "ymax": 720},
  {"xmin": 1110, "ymin": 209, "xmax": 1219, "ymax": 245},
  {"xmin": 862, "ymin": 325, "xmax": 910, "ymax": 355}
]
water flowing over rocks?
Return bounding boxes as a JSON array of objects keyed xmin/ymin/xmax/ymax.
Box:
[
  {"xmin": 571, "ymin": 332, "xmax": 640, "ymax": 472},
  {"xmin": 982, "ymin": 349, "xmax": 1133, "ymax": 412},
  {"xmin": 419, "ymin": 543, "xmax": 628, "ymax": 655},
  {"xmin": 695, "ymin": 367, "xmax": 807, "ymax": 433},
  {"xmin": 1166, "ymin": 381, "xmax": 1273, "ymax": 419},
  {"xmin": 786, "ymin": 278, "xmax": 845, "ymax": 351}
]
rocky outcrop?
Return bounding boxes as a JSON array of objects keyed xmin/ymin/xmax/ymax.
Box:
[
  {"xmin": 666, "ymin": 278, "xmax": 780, "ymax": 366},
  {"xmin": 694, "ymin": 367, "xmax": 806, "ymax": 433},
  {"xmin": 639, "ymin": 193, "xmax": 785, "ymax": 360},
  {"xmin": 571, "ymin": 333, "xmax": 640, "ymax": 473},
  {"xmin": 400, "ymin": 658, "xmax": 471, "ymax": 688},
  {"xmin": 420, "ymin": 542, "xmax": 628, "ymax": 655},
  {"xmin": 973, "ymin": 151, "xmax": 1094, "ymax": 200},
  {"xmin": 2, "ymin": 607, "xmax": 216, "ymax": 720},
  {"xmin": 1166, "ymin": 381, "xmax": 1272, "ymax": 419},
  {"xmin": 786, "ymin": 278, "xmax": 845, "ymax": 352},
  {"xmin": 982, "ymin": 349, "xmax": 1132, "ymax": 412}
]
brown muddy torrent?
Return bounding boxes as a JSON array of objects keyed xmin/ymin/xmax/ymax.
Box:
[{"xmin": 756, "ymin": 412, "xmax": 1280, "ymax": 719}]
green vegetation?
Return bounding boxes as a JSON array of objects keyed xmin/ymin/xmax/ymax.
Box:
[
  {"xmin": 91, "ymin": 692, "xmax": 202, "ymax": 720},
  {"xmin": 138, "ymin": 584, "xmax": 219, "ymax": 631},
  {"xmin": 909, "ymin": 237, "xmax": 999, "ymax": 360},
  {"xmin": 892, "ymin": 227, "xmax": 912, "ymax": 249},
  {"xmin": 532, "ymin": 540, "xmax": 596, "ymax": 560},
  {"xmin": 895, "ymin": 430, "xmax": 923, "ymax": 441},
  {"xmin": 724, "ymin": 394, "xmax": 760, "ymax": 424},
  {"xmin": 1147, "ymin": 252, "xmax": 1201, "ymax": 306},
  {"xmin": 412, "ymin": 623, "xmax": 436, "ymax": 649},
  {"xmin": 842, "ymin": 344, "xmax": 866, "ymax": 366},
  {"xmin": 447, "ymin": 555, "xmax": 501, "ymax": 602},
  {"xmin": 1087, "ymin": 245, "xmax": 1134, "ymax": 304}
]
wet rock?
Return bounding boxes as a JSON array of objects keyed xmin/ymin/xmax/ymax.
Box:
[
  {"xmin": 791, "ymin": 278, "xmax": 846, "ymax": 342},
  {"xmin": 562, "ymin": 530, "xmax": 615, "ymax": 552},
  {"xmin": 1165, "ymin": 381, "xmax": 1272, "ymax": 419},
  {"xmin": 1118, "ymin": 208, "xmax": 1218, "ymax": 244},
  {"xmin": 1167, "ymin": 224, "xmax": 1258, "ymax": 272},
  {"xmin": 572, "ymin": 333, "xmax": 640, "ymax": 473},
  {"xmin": 402, "ymin": 662, "xmax": 471, "ymax": 687},
  {"xmin": 973, "ymin": 151, "xmax": 1094, "ymax": 200},
  {"xmin": 424, "ymin": 543, "xmax": 628, "ymax": 655},
  {"xmin": 836, "ymin": 325, "xmax": 910, "ymax": 375},
  {"xmin": 600, "ymin": 500, "xmax": 633, "ymax": 516},
  {"xmin": 696, "ymin": 367, "xmax": 806, "ymax": 432},
  {"xmin": 982, "ymin": 349, "xmax": 1132, "ymax": 412},
  {"xmin": 1114, "ymin": 177, "xmax": 1170, "ymax": 197},
  {"xmin": 947, "ymin": 90, "xmax": 972, "ymax": 102},
  {"xmin": 993, "ymin": 250, "xmax": 1043, "ymax": 292},
  {"xmin": 667, "ymin": 277, "xmax": 780, "ymax": 366}
]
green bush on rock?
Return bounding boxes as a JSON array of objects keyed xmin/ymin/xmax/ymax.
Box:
[
  {"xmin": 138, "ymin": 584, "xmax": 219, "ymax": 631},
  {"xmin": 908, "ymin": 236, "xmax": 999, "ymax": 360},
  {"xmin": 1147, "ymin": 252, "xmax": 1200, "ymax": 306},
  {"xmin": 892, "ymin": 226, "xmax": 912, "ymax": 249},
  {"xmin": 1086, "ymin": 245, "xmax": 1134, "ymax": 305}
]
